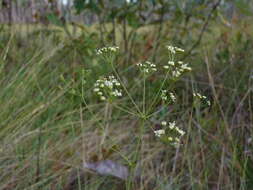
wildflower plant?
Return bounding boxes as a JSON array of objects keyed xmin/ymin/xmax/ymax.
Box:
[
  {"xmin": 68, "ymin": 44, "xmax": 211, "ymax": 187},
  {"xmin": 94, "ymin": 45, "xmax": 193, "ymax": 146},
  {"xmin": 66, "ymin": 45, "xmax": 210, "ymax": 149}
]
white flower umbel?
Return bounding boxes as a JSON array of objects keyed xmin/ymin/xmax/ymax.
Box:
[
  {"xmin": 167, "ymin": 45, "xmax": 185, "ymax": 54},
  {"xmin": 168, "ymin": 121, "xmax": 185, "ymax": 137},
  {"xmin": 96, "ymin": 46, "xmax": 119, "ymax": 62},
  {"xmin": 193, "ymin": 92, "xmax": 211, "ymax": 106},
  {"xmin": 94, "ymin": 75, "xmax": 122, "ymax": 101},
  {"xmin": 163, "ymin": 60, "xmax": 192, "ymax": 78},
  {"xmin": 137, "ymin": 61, "xmax": 157, "ymax": 74},
  {"xmin": 154, "ymin": 120, "xmax": 185, "ymax": 146},
  {"xmin": 161, "ymin": 90, "xmax": 176, "ymax": 104},
  {"xmin": 97, "ymin": 46, "xmax": 119, "ymax": 55},
  {"xmin": 167, "ymin": 121, "xmax": 185, "ymax": 147}
]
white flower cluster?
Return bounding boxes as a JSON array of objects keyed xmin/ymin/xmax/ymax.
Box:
[
  {"xmin": 161, "ymin": 90, "xmax": 176, "ymax": 103},
  {"xmin": 94, "ymin": 75, "xmax": 122, "ymax": 101},
  {"xmin": 137, "ymin": 61, "xmax": 157, "ymax": 74},
  {"xmin": 167, "ymin": 45, "xmax": 184, "ymax": 54},
  {"xmin": 155, "ymin": 121, "xmax": 185, "ymax": 147},
  {"xmin": 193, "ymin": 92, "xmax": 211, "ymax": 106},
  {"xmin": 97, "ymin": 46, "xmax": 119, "ymax": 55},
  {"xmin": 167, "ymin": 121, "xmax": 185, "ymax": 136},
  {"xmin": 163, "ymin": 60, "xmax": 192, "ymax": 78},
  {"xmin": 154, "ymin": 129, "xmax": 165, "ymax": 137}
]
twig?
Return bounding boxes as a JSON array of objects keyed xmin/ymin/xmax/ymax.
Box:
[
  {"xmin": 182, "ymin": 0, "xmax": 222, "ymax": 60},
  {"xmin": 122, "ymin": 17, "xmax": 128, "ymax": 64},
  {"xmin": 151, "ymin": 5, "xmax": 165, "ymax": 62}
]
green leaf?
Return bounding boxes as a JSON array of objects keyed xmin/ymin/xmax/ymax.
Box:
[
  {"xmin": 127, "ymin": 12, "xmax": 141, "ymax": 28},
  {"xmin": 74, "ymin": 0, "xmax": 86, "ymax": 13},
  {"xmin": 47, "ymin": 13, "xmax": 63, "ymax": 27},
  {"xmin": 234, "ymin": 0, "xmax": 253, "ymax": 16}
]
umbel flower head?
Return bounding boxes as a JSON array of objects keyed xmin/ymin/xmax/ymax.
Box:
[
  {"xmin": 163, "ymin": 45, "xmax": 191, "ymax": 78},
  {"xmin": 154, "ymin": 121, "xmax": 185, "ymax": 147},
  {"xmin": 96, "ymin": 46, "xmax": 119, "ymax": 61},
  {"xmin": 94, "ymin": 75, "xmax": 122, "ymax": 101},
  {"xmin": 136, "ymin": 61, "xmax": 157, "ymax": 74},
  {"xmin": 193, "ymin": 92, "xmax": 211, "ymax": 106},
  {"xmin": 163, "ymin": 60, "xmax": 192, "ymax": 78},
  {"xmin": 97, "ymin": 46, "xmax": 119, "ymax": 55},
  {"xmin": 161, "ymin": 90, "xmax": 176, "ymax": 104},
  {"xmin": 167, "ymin": 45, "xmax": 184, "ymax": 54}
]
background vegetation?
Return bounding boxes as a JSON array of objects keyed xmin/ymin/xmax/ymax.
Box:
[{"xmin": 0, "ymin": 0, "xmax": 253, "ymax": 189}]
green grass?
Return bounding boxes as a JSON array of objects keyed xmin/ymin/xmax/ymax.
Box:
[{"xmin": 0, "ymin": 19, "xmax": 253, "ymax": 190}]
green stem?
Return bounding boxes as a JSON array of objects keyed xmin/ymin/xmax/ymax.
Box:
[
  {"xmin": 143, "ymin": 73, "xmax": 146, "ymax": 115},
  {"xmin": 109, "ymin": 59, "xmax": 142, "ymax": 115},
  {"xmin": 147, "ymin": 70, "xmax": 170, "ymax": 115},
  {"xmin": 112, "ymin": 103, "xmax": 138, "ymax": 117}
]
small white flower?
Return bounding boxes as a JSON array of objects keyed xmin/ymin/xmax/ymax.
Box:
[
  {"xmin": 161, "ymin": 90, "xmax": 176, "ymax": 104},
  {"xmin": 161, "ymin": 90, "xmax": 168, "ymax": 101},
  {"xmin": 181, "ymin": 64, "xmax": 192, "ymax": 71},
  {"xmin": 115, "ymin": 82, "xmax": 121, "ymax": 86},
  {"xmin": 100, "ymin": 96, "xmax": 106, "ymax": 101},
  {"xmin": 175, "ymin": 47, "xmax": 184, "ymax": 52},
  {"xmin": 193, "ymin": 92, "xmax": 210, "ymax": 106},
  {"xmin": 104, "ymin": 81, "xmax": 113, "ymax": 88},
  {"xmin": 112, "ymin": 89, "xmax": 122, "ymax": 97},
  {"xmin": 161, "ymin": 121, "xmax": 167, "ymax": 126},
  {"xmin": 163, "ymin": 65, "xmax": 169, "ymax": 69},
  {"xmin": 144, "ymin": 68, "xmax": 149, "ymax": 73},
  {"xmin": 154, "ymin": 129, "xmax": 165, "ymax": 137},
  {"xmin": 169, "ymin": 92, "xmax": 176, "ymax": 102},
  {"xmin": 94, "ymin": 88, "xmax": 100, "ymax": 92},
  {"xmin": 172, "ymin": 70, "xmax": 181, "ymax": 78},
  {"xmin": 177, "ymin": 128, "xmax": 185, "ymax": 136},
  {"xmin": 168, "ymin": 61, "xmax": 175, "ymax": 66},
  {"xmin": 169, "ymin": 121, "xmax": 176, "ymax": 130},
  {"xmin": 193, "ymin": 92, "xmax": 202, "ymax": 98},
  {"xmin": 167, "ymin": 45, "xmax": 176, "ymax": 54}
]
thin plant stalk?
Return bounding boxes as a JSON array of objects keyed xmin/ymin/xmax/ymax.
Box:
[{"xmin": 108, "ymin": 58, "xmax": 142, "ymax": 115}]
